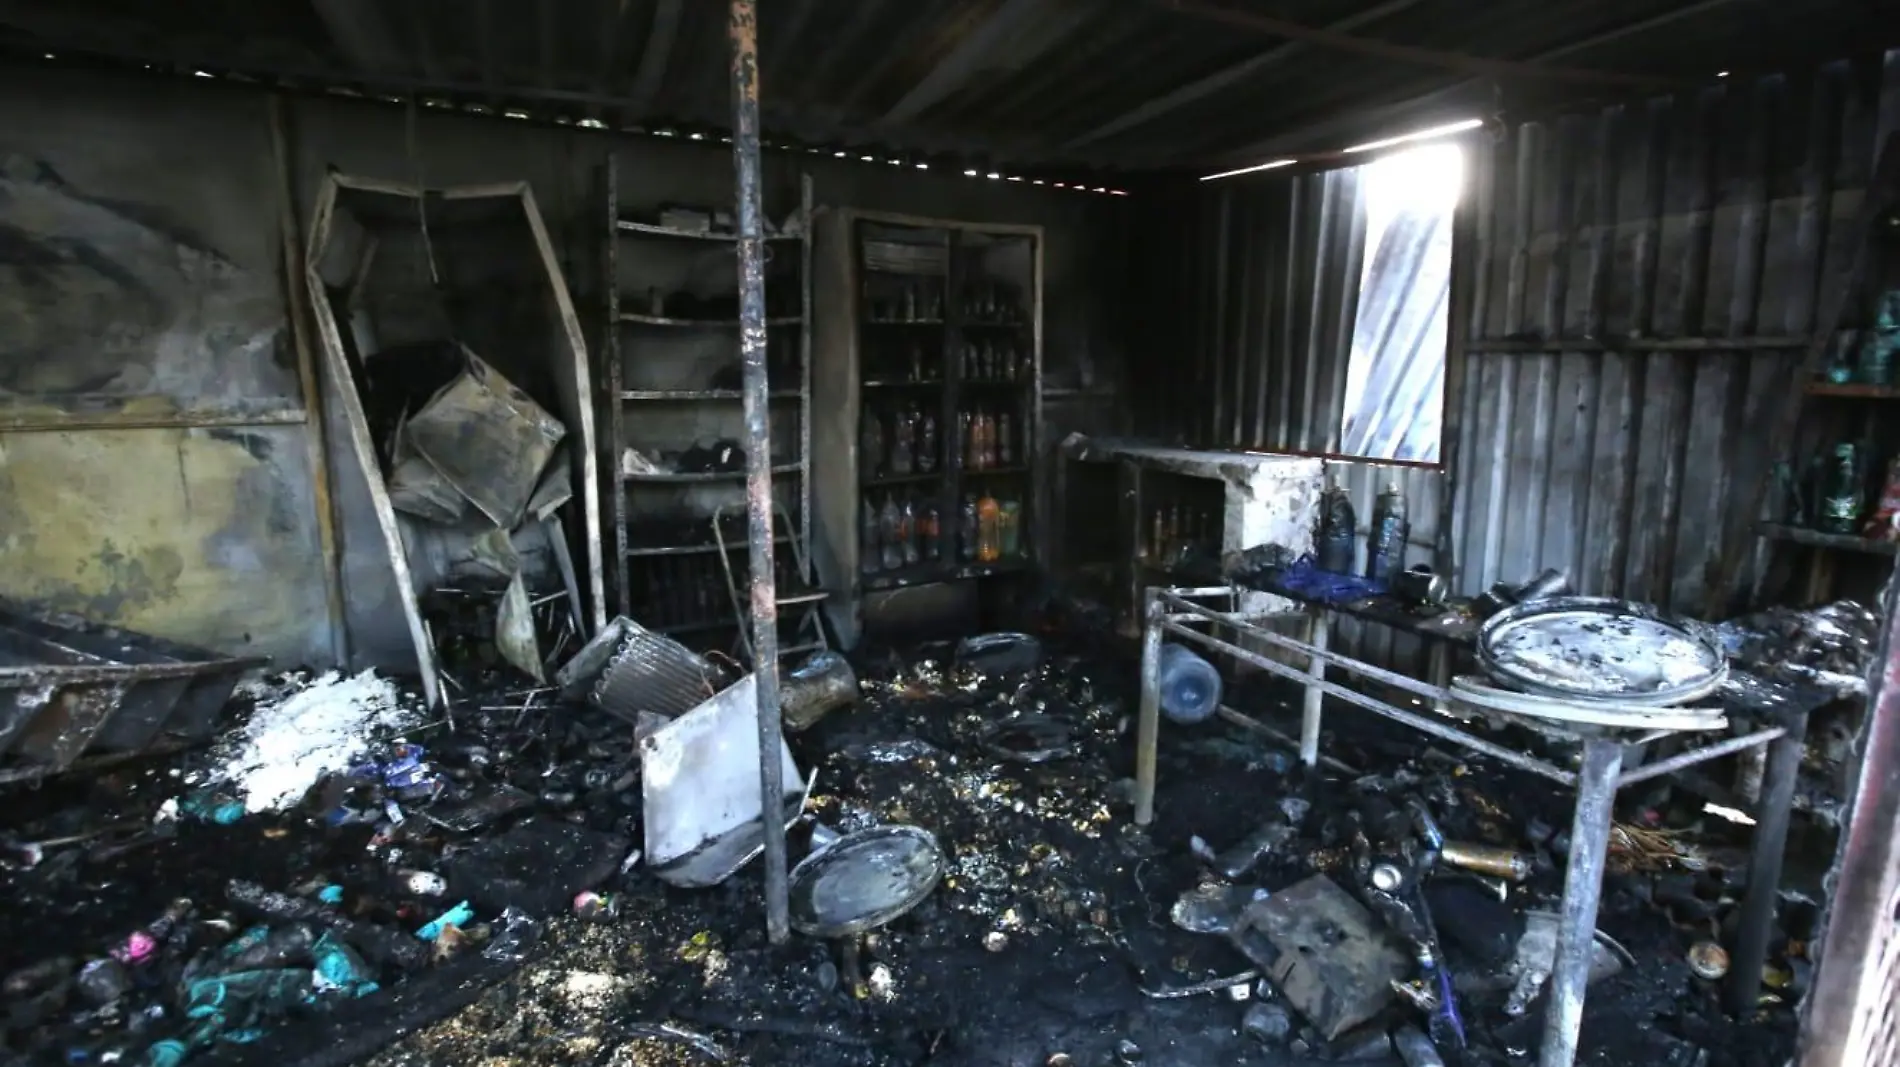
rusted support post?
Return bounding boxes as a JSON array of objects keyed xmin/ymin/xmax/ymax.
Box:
[{"xmin": 728, "ymin": 0, "xmax": 789, "ymax": 945}]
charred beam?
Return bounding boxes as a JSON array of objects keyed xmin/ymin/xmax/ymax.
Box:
[{"xmin": 727, "ymin": 0, "xmax": 790, "ymax": 946}]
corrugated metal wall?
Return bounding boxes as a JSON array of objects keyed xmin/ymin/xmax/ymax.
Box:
[{"xmin": 1132, "ymin": 49, "xmax": 1900, "ymax": 668}]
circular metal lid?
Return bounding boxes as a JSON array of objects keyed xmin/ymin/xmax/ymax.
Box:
[
  {"xmin": 789, "ymin": 826, "xmax": 945, "ymax": 938},
  {"xmin": 1477, "ymin": 596, "xmax": 1726, "ymax": 706}
]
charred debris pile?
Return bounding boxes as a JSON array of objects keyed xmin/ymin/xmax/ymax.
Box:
[{"xmin": 1, "ymin": 593, "xmax": 1832, "ymax": 1067}]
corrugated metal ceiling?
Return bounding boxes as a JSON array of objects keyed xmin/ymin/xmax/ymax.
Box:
[{"xmin": 0, "ymin": 0, "xmax": 1890, "ymax": 173}]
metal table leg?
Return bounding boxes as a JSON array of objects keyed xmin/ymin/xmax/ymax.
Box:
[
  {"xmin": 1134, "ymin": 588, "xmax": 1163, "ymax": 826},
  {"xmin": 1299, "ymin": 608, "xmax": 1330, "ymax": 767},
  {"xmin": 1540, "ymin": 737, "xmax": 1624, "ymax": 1067},
  {"xmin": 1725, "ymin": 709, "xmax": 1808, "ymax": 1015},
  {"xmin": 1428, "ymin": 643, "xmax": 1451, "ymax": 715}
]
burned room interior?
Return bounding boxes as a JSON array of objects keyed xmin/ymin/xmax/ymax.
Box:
[{"xmin": 3, "ymin": 2, "xmax": 1900, "ymax": 1066}]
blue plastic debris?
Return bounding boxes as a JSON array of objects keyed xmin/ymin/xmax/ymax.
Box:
[
  {"xmin": 316, "ymin": 885, "xmax": 345, "ymax": 905},
  {"xmin": 311, "ymin": 932, "xmax": 379, "ymax": 998},
  {"xmin": 415, "ymin": 901, "xmax": 474, "ymax": 942},
  {"xmin": 177, "ymin": 791, "xmax": 245, "ymax": 825}
]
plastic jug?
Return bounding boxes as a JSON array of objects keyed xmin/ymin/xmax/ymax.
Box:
[{"xmin": 1157, "ymin": 644, "xmax": 1222, "ymax": 724}]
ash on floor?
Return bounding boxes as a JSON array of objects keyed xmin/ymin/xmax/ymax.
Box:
[{"xmin": 360, "ymin": 645, "xmax": 1799, "ymax": 1067}]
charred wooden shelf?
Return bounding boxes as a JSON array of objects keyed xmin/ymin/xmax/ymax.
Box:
[
  {"xmin": 863, "ymin": 319, "xmax": 946, "ymax": 326},
  {"xmin": 1804, "ymin": 382, "xmax": 1900, "ymax": 399},
  {"xmin": 863, "ymin": 380, "xmax": 945, "ymax": 389},
  {"xmin": 862, "ymin": 471, "xmax": 946, "ymax": 487},
  {"xmin": 861, "ymin": 559, "xmax": 1028, "ymax": 591},
  {"xmin": 620, "ymin": 390, "xmax": 799, "ymax": 401},
  {"xmin": 627, "ymin": 534, "xmax": 793, "ymax": 558},
  {"xmin": 623, "ymin": 463, "xmax": 803, "ymax": 483},
  {"xmin": 619, "ymin": 313, "xmax": 803, "ymax": 327},
  {"xmin": 962, "ymin": 465, "xmax": 1031, "ymax": 476},
  {"xmin": 616, "ymin": 219, "xmax": 801, "ymax": 241},
  {"xmin": 1758, "ymin": 522, "xmax": 1900, "ymax": 556}
]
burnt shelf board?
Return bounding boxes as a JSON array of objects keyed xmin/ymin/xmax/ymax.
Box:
[
  {"xmin": 617, "ymin": 220, "xmax": 802, "ymax": 241},
  {"xmin": 1759, "ymin": 522, "xmax": 1900, "ymax": 556},
  {"xmin": 863, "ymin": 380, "xmax": 946, "ymax": 389},
  {"xmin": 862, "ymin": 472, "xmax": 947, "ymax": 487},
  {"xmin": 621, "ymin": 390, "xmax": 800, "ymax": 401},
  {"xmin": 623, "ymin": 464, "xmax": 803, "ymax": 484},
  {"xmin": 619, "ymin": 313, "xmax": 803, "ymax": 327},
  {"xmin": 861, "ymin": 559, "xmax": 1028, "ymax": 591},
  {"xmin": 627, "ymin": 534, "xmax": 793, "ymax": 558},
  {"xmin": 1805, "ymin": 382, "xmax": 1900, "ymax": 399}
]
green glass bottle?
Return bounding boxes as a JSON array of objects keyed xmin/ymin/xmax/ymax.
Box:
[{"xmin": 1820, "ymin": 442, "xmax": 1863, "ymax": 534}]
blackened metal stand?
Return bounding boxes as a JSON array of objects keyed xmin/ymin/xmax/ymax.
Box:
[{"xmin": 1131, "ymin": 585, "xmax": 1806, "ymax": 1067}]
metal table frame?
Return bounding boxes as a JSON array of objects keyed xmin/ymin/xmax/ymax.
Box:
[{"xmin": 1132, "ymin": 586, "xmax": 1806, "ymax": 1067}]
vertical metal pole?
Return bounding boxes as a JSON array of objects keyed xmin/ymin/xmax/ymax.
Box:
[
  {"xmin": 1540, "ymin": 737, "xmax": 1623, "ymax": 1067},
  {"xmin": 1300, "ymin": 608, "xmax": 1330, "ymax": 766},
  {"xmin": 728, "ymin": 0, "xmax": 788, "ymax": 945},
  {"xmin": 1727, "ymin": 710, "xmax": 1806, "ymax": 1015},
  {"xmin": 1134, "ymin": 588, "xmax": 1163, "ymax": 825}
]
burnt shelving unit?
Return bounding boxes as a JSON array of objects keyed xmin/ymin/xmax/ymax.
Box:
[
  {"xmin": 599, "ymin": 155, "xmax": 821, "ymax": 659},
  {"xmin": 812, "ymin": 211, "xmax": 1043, "ymax": 646}
]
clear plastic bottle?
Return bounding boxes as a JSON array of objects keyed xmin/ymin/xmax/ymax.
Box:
[
  {"xmin": 997, "ymin": 411, "xmax": 1014, "ymax": 466},
  {"xmin": 860, "ymin": 410, "xmax": 884, "ymax": 479},
  {"xmin": 888, "ymin": 405, "xmax": 915, "ymax": 476},
  {"xmin": 977, "ymin": 492, "xmax": 1001, "ymax": 563},
  {"xmin": 920, "ymin": 503, "xmax": 942, "ymax": 562},
  {"xmin": 879, "ymin": 495, "xmax": 904, "ymax": 571},
  {"xmin": 1157, "ymin": 644, "xmax": 1222, "ymax": 724},
  {"xmin": 960, "ymin": 495, "xmax": 980, "ymax": 562},
  {"xmin": 900, "ymin": 497, "xmax": 920, "ymax": 566},
  {"xmin": 999, "ymin": 499, "xmax": 1022, "ymax": 558},
  {"xmin": 917, "ymin": 410, "xmax": 938, "ymax": 473}
]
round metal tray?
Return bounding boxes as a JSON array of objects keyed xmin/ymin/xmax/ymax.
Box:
[
  {"xmin": 789, "ymin": 825, "xmax": 945, "ymax": 938},
  {"xmin": 1476, "ymin": 596, "xmax": 1727, "ymax": 707}
]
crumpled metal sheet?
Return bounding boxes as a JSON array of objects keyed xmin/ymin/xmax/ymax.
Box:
[
  {"xmin": 406, "ymin": 347, "xmax": 566, "ymax": 529},
  {"xmin": 553, "ymin": 616, "xmax": 721, "ymax": 724}
]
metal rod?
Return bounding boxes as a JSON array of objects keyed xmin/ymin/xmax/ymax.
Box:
[
  {"xmin": 1540, "ymin": 738, "xmax": 1624, "ymax": 1067},
  {"xmin": 1158, "ymin": 590, "xmax": 1446, "ymax": 706},
  {"xmin": 1216, "ymin": 705, "xmax": 1359, "ymax": 775},
  {"xmin": 1726, "ymin": 710, "xmax": 1807, "ymax": 1015},
  {"xmin": 728, "ymin": 0, "xmax": 787, "ymax": 946},
  {"xmin": 1300, "ymin": 608, "xmax": 1329, "ymax": 766},
  {"xmin": 1158, "ymin": 619, "xmax": 1575, "ymax": 785},
  {"xmin": 1614, "ymin": 725, "xmax": 1788, "ymax": 788},
  {"xmin": 1134, "ymin": 588, "xmax": 1164, "ymax": 825}
]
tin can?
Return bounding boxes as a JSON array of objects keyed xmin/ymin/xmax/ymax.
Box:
[
  {"xmin": 574, "ymin": 890, "xmax": 621, "ymax": 923},
  {"xmin": 1438, "ymin": 841, "xmax": 1532, "ymax": 882},
  {"xmin": 1687, "ymin": 941, "xmax": 1728, "ymax": 980}
]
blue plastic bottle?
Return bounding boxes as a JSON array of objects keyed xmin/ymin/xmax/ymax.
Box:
[
  {"xmin": 1364, "ymin": 482, "xmax": 1409, "ymax": 584},
  {"xmin": 1157, "ymin": 644, "xmax": 1222, "ymax": 724}
]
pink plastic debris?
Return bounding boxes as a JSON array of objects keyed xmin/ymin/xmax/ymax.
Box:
[{"xmin": 112, "ymin": 931, "xmax": 158, "ymax": 965}]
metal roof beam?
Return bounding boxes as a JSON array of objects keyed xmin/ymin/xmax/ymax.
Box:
[
  {"xmin": 1067, "ymin": 0, "xmax": 1426, "ymax": 149},
  {"xmin": 879, "ymin": 0, "xmax": 1059, "ymax": 125},
  {"xmin": 309, "ymin": 0, "xmax": 404, "ymax": 74},
  {"xmin": 1166, "ymin": 0, "xmax": 1684, "ymax": 88},
  {"xmin": 1196, "ymin": 0, "xmax": 1743, "ymax": 165},
  {"xmin": 628, "ymin": 0, "xmax": 684, "ymax": 114}
]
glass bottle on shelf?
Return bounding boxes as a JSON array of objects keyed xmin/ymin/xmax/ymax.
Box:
[
  {"xmin": 889, "ymin": 404, "xmax": 915, "ymax": 475},
  {"xmin": 997, "ymin": 411, "xmax": 1014, "ymax": 466},
  {"xmin": 880, "ymin": 494, "xmax": 905, "ymax": 571},
  {"xmin": 960, "ymin": 340, "xmax": 976, "ymax": 381},
  {"xmin": 999, "ymin": 499, "xmax": 1022, "ymax": 559},
  {"xmin": 1820, "ymin": 441, "xmax": 1864, "ymax": 534},
  {"xmin": 902, "ymin": 281, "xmax": 918, "ymax": 323},
  {"xmin": 977, "ymin": 492, "xmax": 1001, "ymax": 563},
  {"xmin": 981, "ymin": 408, "xmax": 999, "ymax": 469},
  {"xmin": 924, "ymin": 282, "xmax": 942, "ymax": 322},
  {"xmin": 960, "ymin": 495, "xmax": 980, "ymax": 562},
  {"xmin": 900, "ymin": 497, "xmax": 920, "ymax": 566},
  {"xmin": 860, "ymin": 498, "xmax": 882, "ymax": 573},
  {"xmin": 917, "ymin": 409, "xmax": 938, "ymax": 473},
  {"xmin": 963, "ymin": 407, "xmax": 982, "ymax": 470},
  {"xmin": 860, "ymin": 409, "xmax": 884, "ymax": 478},
  {"xmin": 908, "ymin": 341, "xmax": 925, "ymax": 383},
  {"xmin": 920, "ymin": 503, "xmax": 942, "ymax": 562}
]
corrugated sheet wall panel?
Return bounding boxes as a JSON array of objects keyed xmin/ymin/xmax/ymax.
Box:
[{"xmin": 1131, "ymin": 50, "xmax": 1900, "ymax": 667}]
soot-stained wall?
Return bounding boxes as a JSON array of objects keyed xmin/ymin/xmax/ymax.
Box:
[{"xmin": 0, "ymin": 61, "xmax": 1130, "ymax": 670}]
